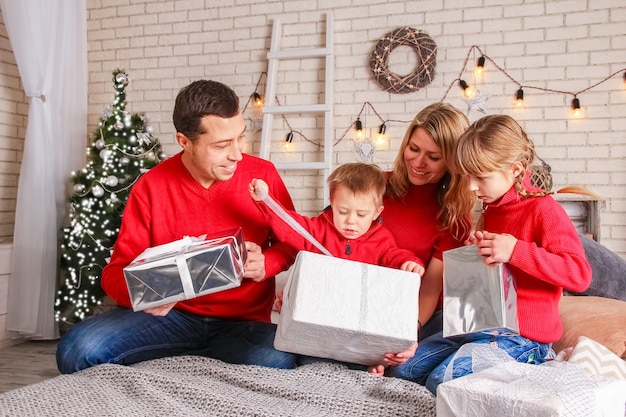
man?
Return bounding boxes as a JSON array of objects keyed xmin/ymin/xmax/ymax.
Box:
[{"xmin": 56, "ymin": 80, "xmax": 298, "ymax": 373}]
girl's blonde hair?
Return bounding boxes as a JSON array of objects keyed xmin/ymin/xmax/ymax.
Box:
[
  {"xmin": 447, "ymin": 114, "xmax": 549, "ymax": 231},
  {"xmin": 386, "ymin": 102, "xmax": 470, "ymax": 238}
]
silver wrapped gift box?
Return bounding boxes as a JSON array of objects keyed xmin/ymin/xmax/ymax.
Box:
[
  {"xmin": 274, "ymin": 251, "xmax": 420, "ymax": 366},
  {"xmin": 443, "ymin": 245, "xmax": 518, "ymax": 337},
  {"xmin": 123, "ymin": 228, "xmax": 246, "ymax": 311}
]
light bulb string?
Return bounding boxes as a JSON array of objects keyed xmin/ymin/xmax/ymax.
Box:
[
  {"xmin": 68, "ymin": 263, "xmax": 105, "ymax": 290},
  {"xmin": 442, "ymin": 44, "xmax": 626, "ymax": 101},
  {"xmin": 74, "ymin": 173, "xmax": 142, "ymax": 199},
  {"xmin": 67, "ymin": 227, "xmax": 114, "ymax": 253},
  {"xmin": 98, "ymin": 127, "xmax": 160, "ymax": 158},
  {"xmin": 242, "ymin": 71, "xmax": 267, "ymax": 113},
  {"xmin": 276, "ymin": 97, "xmax": 411, "ymax": 148}
]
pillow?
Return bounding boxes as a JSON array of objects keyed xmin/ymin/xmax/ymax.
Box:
[
  {"xmin": 567, "ymin": 233, "xmax": 626, "ymax": 302},
  {"xmin": 567, "ymin": 336, "xmax": 626, "ymax": 380},
  {"xmin": 554, "ymin": 295, "xmax": 626, "ymax": 358}
]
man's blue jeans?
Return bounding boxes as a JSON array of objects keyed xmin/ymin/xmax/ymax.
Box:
[
  {"xmin": 56, "ymin": 307, "xmax": 297, "ymax": 374},
  {"xmin": 387, "ymin": 329, "xmax": 551, "ymax": 395}
]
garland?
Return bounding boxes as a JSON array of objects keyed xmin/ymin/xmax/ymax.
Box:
[{"xmin": 369, "ymin": 27, "xmax": 437, "ymax": 94}]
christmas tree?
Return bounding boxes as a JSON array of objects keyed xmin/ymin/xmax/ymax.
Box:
[{"xmin": 55, "ymin": 69, "xmax": 165, "ymax": 327}]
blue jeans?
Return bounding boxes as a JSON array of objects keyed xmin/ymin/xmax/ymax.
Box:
[
  {"xmin": 56, "ymin": 307, "xmax": 297, "ymax": 374},
  {"xmin": 387, "ymin": 329, "xmax": 551, "ymax": 395}
]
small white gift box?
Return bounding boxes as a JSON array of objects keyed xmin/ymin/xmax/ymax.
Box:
[
  {"xmin": 123, "ymin": 228, "xmax": 246, "ymax": 311},
  {"xmin": 443, "ymin": 245, "xmax": 518, "ymax": 337},
  {"xmin": 274, "ymin": 251, "xmax": 420, "ymax": 366}
]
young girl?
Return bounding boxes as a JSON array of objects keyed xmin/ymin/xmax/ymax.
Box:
[{"xmin": 384, "ymin": 114, "xmax": 592, "ymax": 395}]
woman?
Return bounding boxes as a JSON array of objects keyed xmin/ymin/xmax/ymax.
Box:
[
  {"xmin": 386, "ymin": 114, "xmax": 590, "ymax": 395},
  {"xmin": 371, "ymin": 103, "xmax": 472, "ymax": 373}
]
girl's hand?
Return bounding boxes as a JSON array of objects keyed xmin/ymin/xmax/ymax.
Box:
[
  {"xmin": 464, "ymin": 232, "xmax": 478, "ymax": 246},
  {"xmin": 243, "ymin": 241, "xmax": 266, "ymax": 282},
  {"xmin": 401, "ymin": 261, "xmax": 425, "ymax": 276},
  {"xmin": 473, "ymin": 230, "xmax": 517, "ymax": 265},
  {"xmin": 274, "ymin": 290, "xmax": 284, "ymax": 313}
]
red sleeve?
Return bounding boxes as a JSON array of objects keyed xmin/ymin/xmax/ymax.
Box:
[
  {"xmin": 255, "ymin": 198, "xmax": 326, "ymax": 255},
  {"xmin": 508, "ymin": 200, "xmax": 592, "ymax": 293},
  {"xmin": 257, "ymin": 169, "xmax": 298, "ymax": 277},
  {"xmin": 101, "ymin": 181, "xmax": 151, "ymax": 307}
]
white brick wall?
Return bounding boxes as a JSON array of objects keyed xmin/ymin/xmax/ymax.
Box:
[
  {"xmin": 0, "ymin": 2, "xmax": 623, "ymax": 255},
  {"xmin": 0, "ymin": 243, "xmax": 14, "ymax": 347},
  {"xmin": 0, "ymin": 14, "xmax": 27, "ymax": 244},
  {"xmin": 80, "ymin": 0, "xmax": 626, "ymax": 257}
]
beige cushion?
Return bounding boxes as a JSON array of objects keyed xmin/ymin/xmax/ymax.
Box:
[
  {"xmin": 567, "ymin": 336, "xmax": 626, "ymax": 380},
  {"xmin": 554, "ymin": 296, "xmax": 626, "ymax": 358}
]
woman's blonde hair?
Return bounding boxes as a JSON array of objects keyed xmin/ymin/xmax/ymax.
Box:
[{"xmin": 386, "ymin": 102, "xmax": 470, "ymax": 238}]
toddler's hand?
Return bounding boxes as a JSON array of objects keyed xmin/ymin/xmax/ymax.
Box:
[
  {"xmin": 401, "ymin": 260, "xmax": 425, "ymax": 276},
  {"xmin": 248, "ymin": 178, "xmax": 269, "ymax": 201},
  {"xmin": 381, "ymin": 342, "xmax": 418, "ymax": 366}
]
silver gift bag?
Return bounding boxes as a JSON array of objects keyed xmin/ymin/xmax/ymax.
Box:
[
  {"xmin": 443, "ymin": 245, "xmax": 518, "ymax": 337},
  {"xmin": 123, "ymin": 228, "xmax": 247, "ymax": 311}
]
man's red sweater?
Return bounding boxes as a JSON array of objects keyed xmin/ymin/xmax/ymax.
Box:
[
  {"xmin": 102, "ymin": 153, "xmax": 297, "ymax": 322},
  {"xmin": 482, "ymin": 178, "xmax": 591, "ymax": 343}
]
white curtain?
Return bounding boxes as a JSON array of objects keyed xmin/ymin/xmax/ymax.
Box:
[{"xmin": 0, "ymin": 0, "xmax": 87, "ymax": 339}]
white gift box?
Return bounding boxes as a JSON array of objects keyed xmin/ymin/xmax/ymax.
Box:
[
  {"xmin": 437, "ymin": 360, "xmax": 626, "ymax": 417},
  {"xmin": 123, "ymin": 228, "xmax": 246, "ymax": 311},
  {"xmin": 274, "ymin": 251, "xmax": 420, "ymax": 366},
  {"xmin": 443, "ymin": 245, "xmax": 518, "ymax": 337}
]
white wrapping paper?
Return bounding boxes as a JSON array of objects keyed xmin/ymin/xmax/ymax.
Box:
[
  {"xmin": 443, "ymin": 245, "xmax": 518, "ymax": 337},
  {"xmin": 274, "ymin": 251, "xmax": 420, "ymax": 366},
  {"xmin": 123, "ymin": 228, "xmax": 246, "ymax": 311},
  {"xmin": 437, "ymin": 360, "xmax": 626, "ymax": 417}
]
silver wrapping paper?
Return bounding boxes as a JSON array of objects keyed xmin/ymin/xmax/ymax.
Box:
[
  {"xmin": 442, "ymin": 245, "xmax": 518, "ymax": 337},
  {"xmin": 123, "ymin": 228, "xmax": 246, "ymax": 311},
  {"xmin": 275, "ymin": 251, "xmax": 420, "ymax": 366}
]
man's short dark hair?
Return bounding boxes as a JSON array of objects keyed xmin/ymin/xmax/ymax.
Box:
[{"xmin": 173, "ymin": 80, "xmax": 240, "ymax": 141}]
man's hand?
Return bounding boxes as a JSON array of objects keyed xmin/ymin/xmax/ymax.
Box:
[
  {"xmin": 244, "ymin": 241, "xmax": 266, "ymax": 282},
  {"xmin": 143, "ymin": 301, "xmax": 176, "ymax": 317}
]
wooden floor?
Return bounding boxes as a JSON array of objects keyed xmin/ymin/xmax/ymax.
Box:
[{"xmin": 0, "ymin": 340, "xmax": 60, "ymax": 394}]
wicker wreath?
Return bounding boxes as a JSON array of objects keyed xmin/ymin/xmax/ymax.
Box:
[{"xmin": 369, "ymin": 27, "xmax": 437, "ymax": 94}]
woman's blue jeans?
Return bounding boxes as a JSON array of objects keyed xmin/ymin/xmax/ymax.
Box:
[
  {"xmin": 56, "ymin": 307, "xmax": 297, "ymax": 374},
  {"xmin": 387, "ymin": 329, "xmax": 551, "ymax": 396}
]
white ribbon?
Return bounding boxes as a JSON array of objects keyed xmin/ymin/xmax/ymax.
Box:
[{"xmin": 257, "ymin": 187, "xmax": 332, "ymax": 257}]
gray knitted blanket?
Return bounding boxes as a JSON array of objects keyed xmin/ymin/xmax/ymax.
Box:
[{"xmin": 0, "ymin": 356, "xmax": 436, "ymax": 416}]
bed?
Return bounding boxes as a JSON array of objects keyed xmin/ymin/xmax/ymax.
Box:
[
  {"xmin": 1, "ymin": 234, "xmax": 624, "ymax": 417},
  {"xmin": 0, "ymin": 356, "xmax": 436, "ymax": 416}
]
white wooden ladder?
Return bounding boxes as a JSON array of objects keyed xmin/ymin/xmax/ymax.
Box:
[{"xmin": 259, "ymin": 12, "xmax": 334, "ymax": 203}]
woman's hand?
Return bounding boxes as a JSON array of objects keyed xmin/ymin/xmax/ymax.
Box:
[{"xmin": 243, "ymin": 241, "xmax": 266, "ymax": 282}]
